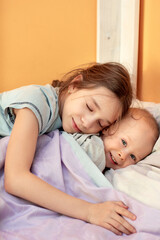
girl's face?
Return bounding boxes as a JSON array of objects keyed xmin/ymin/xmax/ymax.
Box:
[
  {"xmin": 60, "ymin": 86, "xmax": 122, "ymax": 134},
  {"xmin": 102, "ymin": 117, "xmax": 155, "ymax": 170}
]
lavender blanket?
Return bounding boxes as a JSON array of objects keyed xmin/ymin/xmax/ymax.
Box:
[{"xmin": 0, "ymin": 130, "xmax": 160, "ymax": 240}]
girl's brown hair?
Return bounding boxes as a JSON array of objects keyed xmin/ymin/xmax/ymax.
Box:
[{"xmin": 52, "ymin": 62, "xmax": 133, "ymax": 117}]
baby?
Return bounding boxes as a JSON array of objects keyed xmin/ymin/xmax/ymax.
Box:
[{"xmin": 73, "ymin": 108, "xmax": 159, "ymax": 172}]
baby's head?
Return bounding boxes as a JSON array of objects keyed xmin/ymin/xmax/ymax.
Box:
[{"xmin": 102, "ymin": 108, "xmax": 159, "ymax": 170}]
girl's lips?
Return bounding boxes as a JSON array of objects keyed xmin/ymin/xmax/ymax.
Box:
[{"xmin": 72, "ymin": 118, "xmax": 81, "ymax": 132}]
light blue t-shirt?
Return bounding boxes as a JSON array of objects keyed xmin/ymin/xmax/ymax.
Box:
[{"xmin": 0, "ymin": 84, "xmax": 62, "ymax": 137}]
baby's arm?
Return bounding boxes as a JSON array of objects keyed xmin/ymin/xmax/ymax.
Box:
[{"xmin": 4, "ymin": 108, "xmax": 136, "ymax": 236}]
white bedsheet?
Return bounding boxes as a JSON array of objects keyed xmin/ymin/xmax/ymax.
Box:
[{"xmin": 105, "ymin": 150, "xmax": 160, "ymax": 209}]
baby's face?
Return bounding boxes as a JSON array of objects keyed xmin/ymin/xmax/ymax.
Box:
[{"xmin": 102, "ymin": 117, "xmax": 155, "ymax": 170}]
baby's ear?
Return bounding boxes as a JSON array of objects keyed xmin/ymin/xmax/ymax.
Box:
[{"xmin": 102, "ymin": 127, "xmax": 109, "ymax": 135}]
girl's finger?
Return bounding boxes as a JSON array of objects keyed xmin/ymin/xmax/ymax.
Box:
[
  {"xmin": 101, "ymin": 221, "xmax": 123, "ymax": 236},
  {"xmin": 112, "ymin": 212, "xmax": 136, "ymax": 234},
  {"xmin": 116, "ymin": 204, "xmax": 137, "ymax": 221},
  {"xmin": 115, "ymin": 201, "xmax": 128, "ymax": 208}
]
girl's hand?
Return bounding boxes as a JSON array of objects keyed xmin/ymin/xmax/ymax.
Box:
[{"xmin": 87, "ymin": 201, "xmax": 136, "ymax": 235}]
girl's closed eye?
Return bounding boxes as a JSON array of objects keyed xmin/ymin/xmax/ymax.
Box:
[
  {"xmin": 121, "ymin": 139, "xmax": 127, "ymax": 147},
  {"xmin": 86, "ymin": 104, "xmax": 93, "ymax": 112}
]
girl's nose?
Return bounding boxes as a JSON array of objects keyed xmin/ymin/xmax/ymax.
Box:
[
  {"xmin": 81, "ymin": 116, "xmax": 94, "ymax": 129},
  {"xmin": 81, "ymin": 117, "xmax": 93, "ymax": 129}
]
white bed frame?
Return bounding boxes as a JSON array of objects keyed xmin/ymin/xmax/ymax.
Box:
[{"xmin": 97, "ymin": 0, "xmax": 140, "ymax": 93}]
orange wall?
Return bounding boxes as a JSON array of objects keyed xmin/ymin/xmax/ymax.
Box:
[
  {"xmin": 137, "ymin": 0, "xmax": 160, "ymax": 102},
  {"xmin": 0, "ymin": 0, "xmax": 96, "ymax": 92}
]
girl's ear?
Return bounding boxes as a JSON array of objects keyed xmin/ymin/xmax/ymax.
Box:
[
  {"xmin": 68, "ymin": 74, "xmax": 83, "ymax": 93},
  {"xmin": 71, "ymin": 74, "xmax": 83, "ymax": 83}
]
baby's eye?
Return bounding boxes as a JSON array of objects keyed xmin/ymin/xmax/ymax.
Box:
[
  {"xmin": 122, "ymin": 139, "xmax": 127, "ymax": 147},
  {"xmin": 130, "ymin": 154, "xmax": 136, "ymax": 161},
  {"xmin": 86, "ymin": 104, "xmax": 93, "ymax": 112}
]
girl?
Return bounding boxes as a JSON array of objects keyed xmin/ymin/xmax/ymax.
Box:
[{"xmin": 2, "ymin": 62, "xmax": 135, "ymax": 236}]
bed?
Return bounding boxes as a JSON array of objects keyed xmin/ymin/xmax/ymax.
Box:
[{"xmin": 0, "ymin": 100, "xmax": 160, "ymax": 240}]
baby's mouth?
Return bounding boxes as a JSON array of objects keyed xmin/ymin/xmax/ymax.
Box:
[{"xmin": 110, "ymin": 152, "xmax": 118, "ymax": 165}]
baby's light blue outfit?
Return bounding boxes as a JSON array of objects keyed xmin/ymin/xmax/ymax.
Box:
[
  {"xmin": 0, "ymin": 84, "xmax": 62, "ymax": 137},
  {"xmin": 72, "ymin": 133, "xmax": 106, "ymax": 172}
]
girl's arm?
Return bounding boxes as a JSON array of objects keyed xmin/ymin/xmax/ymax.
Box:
[{"xmin": 4, "ymin": 108, "xmax": 136, "ymax": 236}]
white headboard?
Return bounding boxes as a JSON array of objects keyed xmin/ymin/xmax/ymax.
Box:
[{"xmin": 97, "ymin": 0, "xmax": 140, "ymax": 93}]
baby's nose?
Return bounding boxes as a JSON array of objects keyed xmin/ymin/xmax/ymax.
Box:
[{"xmin": 118, "ymin": 151, "xmax": 127, "ymax": 161}]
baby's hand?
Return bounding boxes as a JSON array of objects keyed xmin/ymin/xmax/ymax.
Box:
[{"xmin": 87, "ymin": 201, "xmax": 136, "ymax": 235}]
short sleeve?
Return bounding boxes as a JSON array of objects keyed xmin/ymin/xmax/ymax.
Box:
[{"xmin": 0, "ymin": 84, "xmax": 62, "ymax": 135}]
